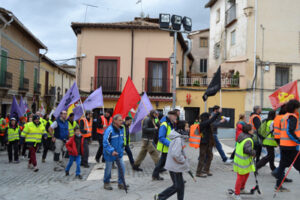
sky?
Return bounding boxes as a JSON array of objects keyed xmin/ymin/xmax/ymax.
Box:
[{"xmin": 1, "ymin": 0, "xmax": 209, "ymax": 65}]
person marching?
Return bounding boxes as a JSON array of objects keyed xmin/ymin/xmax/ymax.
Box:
[
  {"xmin": 103, "ymin": 114, "xmax": 128, "ymax": 190},
  {"xmin": 79, "ymin": 110, "xmax": 93, "ymax": 168},
  {"xmin": 152, "ymin": 111, "xmax": 177, "ymax": 181},
  {"xmin": 133, "ymin": 110, "xmax": 160, "ymax": 172},
  {"xmin": 49, "ymin": 111, "xmax": 69, "ymax": 171},
  {"xmin": 0, "ymin": 119, "xmax": 8, "ymax": 151},
  {"xmin": 123, "ymin": 116, "xmax": 135, "ymax": 168},
  {"xmin": 42, "ymin": 115, "xmax": 55, "ymax": 162},
  {"xmin": 232, "ymin": 124, "xmax": 256, "ymax": 200},
  {"xmin": 275, "ymin": 100, "xmax": 300, "ymax": 192},
  {"xmin": 249, "ymin": 106, "xmax": 262, "ymax": 163},
  {"xmin": 65, "ymin": 127, "xmax": 84, "ymax": 179},
  {"xmin": 68, "ymin": 113, "xmax": 78, "ymax": 138},
  {"xmin": 21, "ymin": 115, "xmax": 46, "ymax": 172},
  {"xmin": 154, "ymin": 120, "xmax": 190, "ymax": 200},
  {"xmin": 256, "ymin": 110, "xmax": 277, "ymax": 171},
  {"xmin": 5, "ymin": 118, "xmax": 20, "ymax": 163},
  {"xmin": 230, "ymin": 114, "xmax": 247, "ymax": 160},
  {"xmin": 95, "ymin": 110, "xmax": 112, "ymax": 163}
]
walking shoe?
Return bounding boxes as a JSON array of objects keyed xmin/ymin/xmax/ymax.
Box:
[
  {"xmin": 154, "ymin": 194, "xmax": 159, "ymax": 200},
  {"xmin": 132, "ymin": 165, "xmax": 143, "ymax": 171},
  {"xmin": 275, "ymin": 186, "xmax": 290, "ymax": 192},
  {"xmin": 118, "ymin": 184, "xmax": 130, "ymax": 190},
  {"xmin": 9, "ymin": 160, "xmax": 12, "ymax": 163},
  {"xmin": 240, "ymin": 188, "xmax": 250, "ymax": 194},
  {"xmin": 196, "ymin": 173, "xmax": 207, "ymax": 178},
  {"xmin": 14, "ymin": 160, "xmax": 20, "ymax": 164},
  {"xmin": 28, "ymin": 163, "xmax": 33, "ymax": 169},
  {"xmin": 95, "ymin": 158, "xmax": 100, "ymax": 163},
  {"xmin": 65, "ymin": 171, "xmax": 69, "ymax": 176},
  {"xmin": 42, "ymin": 158, "xmax": 45, "ymax": 163},
  {"xmin": 231, "ymin": 194, "xmax": 241, "ymax": 200},
  {"xmin": 54, "ymin": 167, "xmax": 63, "ymax": 172},
  {"xmin": 82, "ymin": 164, "xmax": 90, "ymax": 168},
  {"xmin": 152, "ymin": 176, "xmax": 164, "ymax": 181},
  {"xmin": 33, "ymin": 166, "xmax": 39, "ymax": 172},
  {"xmin": 203, "ymin": 171, "xmax": 213, "ymax": 176},
  {"xmin": 284, "ymin": 178, "xmax": 293, "ymax": 183},
  {"xmin": 75, "ymin": 175, "xmax": 83, "ymax": 179},
  {"xmin": 225, "ymin": 159, "xmax": 233, "ymax": 165},
  {"xmin": 104, "ymin": 183, "xmax": 113, "ymax": 190}
]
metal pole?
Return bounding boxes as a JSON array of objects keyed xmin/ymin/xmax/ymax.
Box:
[
  {"xmin": 252, "ymin": 0, "xmax": 258, "ymax": 108},
  {"xmin": 205, "ymin": 101, "xmax": 207, "ymax": 112},
  {"xmin": 172, "ymin": 31, "xmax": 178, "ymax": 109},
  {"xmin": 220, "ymin": 89, "xmax": 222, "ymax": 108},
  {"xmin": 260, "ymin": 25, "xmax": 265, "ymax": 109}
]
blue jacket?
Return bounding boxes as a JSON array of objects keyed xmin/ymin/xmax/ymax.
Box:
[
  {"xmin": 54, "ymin": 118, "xmax": 69, "ymax": 140},
  {"xmin": 158, "ymin": 117, "xmax": 174, "ymax": 147},
  {"xmin": 160, "ymin": 116, "xmax": 167, "ymax": 123},
  {"xmin": 103, "ymin": 124, "xmax": 124, "ymax": 162}
]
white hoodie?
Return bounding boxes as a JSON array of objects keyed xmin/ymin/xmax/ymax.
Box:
[{"xmin": 164, "ymin": 130, "xmax": 190, "ymax": 173}]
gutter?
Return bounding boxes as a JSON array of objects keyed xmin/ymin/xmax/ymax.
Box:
[
  {"xmin": 183, "ymin": 39, "xmax": 192, "ymax": 86},
  {"xmin": 251, "ymin": 0, "xmax": 258, "ymax": 107}
]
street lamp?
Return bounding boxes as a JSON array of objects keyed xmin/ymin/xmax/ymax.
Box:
[{"xmin": 159, "ymin": 13, "xmax": 192, "ymax": 109}]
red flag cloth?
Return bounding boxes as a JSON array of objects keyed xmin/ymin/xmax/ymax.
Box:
[
  {"xmin": 113, "ymin": 77, "xmax": 141, "ymax": 118},
  {"xmin": 269, "ymin": 81, "xmax": 299, "ymax": 110}
]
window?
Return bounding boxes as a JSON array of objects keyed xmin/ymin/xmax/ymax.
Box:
[
  {"xmin": 147, "ymin": 61, "xmax": 168, "ymax": 93},
  {"xmin": 231, "ymin": 30, "xmax": 236, "ymax": 45},
  {"xmin": 209, "ymin": 107, "xmax": 235, "ymax": 128},
  {"xmin": 34, "ymin": 68, "xmax": 38, "ymax": 90},
  {"xmin": 276, "ymin": 67, "xmax": 290, "ymax": 87},
  {"xmin": 199, "ymin": 37, "xmax": 208, "ymax": 48},
  {"xmin": 200, "ymin": 59, "xmax": 207, "ymax": 73},
  {"xmin": 97, "ymin": 59, "xmax": 118, "ymax": 91},
  {"xmin": 214, "ymin": 42, "xmax": 221, "ymax": 59},
  {"xmin": 216, "ymin": 8, "xmax": 220, "ymax": 23},
  {"xmin": 0, "ymin": 50, "xmax": 8, "ymax": 86},
  {"xmin": 19, "ymin": 60, "xmax": 25, "ymax": 88}
]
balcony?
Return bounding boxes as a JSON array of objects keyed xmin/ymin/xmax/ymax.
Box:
[
  {"xmin": 19, "ymin": 78, "xmax": 29, "ymax": 93},
  {"xmin": 91, "ymin": 77, "xmax": 122, "ymax": 93},
  {"xmin": 142, "ymin": 78, "xmax": 172, "ymax": 95},
  {"xmin": 44, "ymin": 86, "xmax": 56, "ymax": 97},
  {"xmin": 225, "ymin": 4, "xmax": 237, "ymax": 27},
  {"xmin": 0, "ymin": 71, "xmax": 12, "ymax": 89},
  {"xmin": 179, "ymin": 77, "xmax": 239, "ymax": 88},
  {"xmin": 34, "ymin": 83, "xmax": 41, "ymax": 95}
]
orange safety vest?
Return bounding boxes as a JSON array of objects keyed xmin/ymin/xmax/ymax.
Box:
[
  {"xmin": 280, "ymin": 113, "xmax": 300, "ymax": 147},
  {"xmin": 0, "ymin": 124, "xmax": 7, "ymax": 136},
  {"xmin": 189, "ymin": 124, "xmax": 201, "ymax": 149},
  {"xmin": 80, "ymin": 118, "xmax": 92, "ymax": 138},
  {"xmin": 249, "ymin": 114, "xmax": 261, "ymax": 131},
  {"xmin": 273, "ymin": 115, "xmax": 284, "ymax": 140},
  {"xmin": 97, "ymin": 116, "xmax": 112, "ymax": 134}
]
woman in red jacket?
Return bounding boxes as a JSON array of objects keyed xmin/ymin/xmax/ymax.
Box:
[{"xmin": 65, "ymin": 127, "xmax": 84, "ymax": 179}]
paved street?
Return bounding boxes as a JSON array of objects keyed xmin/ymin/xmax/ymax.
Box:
[{"xmin": 0, "ymin": 139, "xmax": 299, "ymax": 200}]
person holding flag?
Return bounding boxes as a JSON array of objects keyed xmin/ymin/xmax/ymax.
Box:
[{"xmin": 79, "ymin": 110, "xmax": 93, "ymax": 168}]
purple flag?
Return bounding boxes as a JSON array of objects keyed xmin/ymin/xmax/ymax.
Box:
[
  {"xmin": 54, "ymin": 82, "xmax": 80, "ymax": 118},
  {"xmin": 19, "ymin": 96, "xmax": 26, "ymax": 116},
  {"xmin": 83, "ymin": 87, "xmax": 103, "ymax": 110},
  {"xmin": 73, "ymin": 105, "xmax": 84, "ymax": 121},
  {"xmin": 129, "ymin": 93, "xmax": 153, "ymax": 133},
  {"xmin": 10, "ymin": 96, "xmax": 23, "ymax": 120}
]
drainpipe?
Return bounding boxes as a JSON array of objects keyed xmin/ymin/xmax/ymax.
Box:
[
  {"xmin": 260, "ymin": 24, "xmax": 265, "ymax": 109},
  {"xmin": 252, "ymin": 0, "xmax": 258, "ymax": 108},
  {"xmin": 183, "ymin": 39, "xmax": 192, "ymax": 86},
  {"xmin": 38, "ymin": 48, "xmax": 48, "ymax": 108},
  {"xmin": 130, "ymin": 29, "xmax": 134, "ymax": 80}
]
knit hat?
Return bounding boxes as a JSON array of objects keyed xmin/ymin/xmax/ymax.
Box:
[{"xmin": 32, "ymin": 115, "xmax": 40, "ymax": 121}]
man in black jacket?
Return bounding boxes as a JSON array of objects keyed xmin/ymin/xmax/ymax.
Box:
[
  {"xmin": 196, "ymin": 111, "xmax": 220, "ymax": 177},
  {"xmin": 132, "ymin": 110, "xmax": 160, "ymax": 171},
  {"xmin": 249, "ymin": 106, "xmax": 262, "ymax": 163}
]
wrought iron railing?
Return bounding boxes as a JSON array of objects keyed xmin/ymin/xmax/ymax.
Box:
[
  {"xmin": 179, "ymin": 77, "xmax": 239, "ymax": 88},
  {"xmin": 91, "ymin": 77, "xmax": 122, "ymax": 92},
  {"xmin": 19, "ymin": 78, "xmax": 29, "ymax": 91},
  {"xmin": 142, "ymin": 78, "xmax": 171, "ymax": 93},
  {"xmin": 0, "ymin": 71, "xmax": 12, "ymax": 88},
  {"xmin": 225, "ymin": 4, "xmax": 236, "ymax": 26}
]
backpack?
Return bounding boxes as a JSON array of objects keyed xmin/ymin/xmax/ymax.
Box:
[{"xmin": 258, "ymin": 119, "xmax": 269, "ymax": 138}]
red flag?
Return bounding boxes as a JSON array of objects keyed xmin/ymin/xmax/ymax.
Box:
[
  {"xmin": 113, "ymin": 77, "xmax": 141, "ymax": 118},
  {"xmin": 269, "ymin": 81, "xmax": 299, "ymax": 110}
]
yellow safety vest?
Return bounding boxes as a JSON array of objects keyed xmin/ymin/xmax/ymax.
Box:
[
  {"xmin": 262, "ymin": 120, "xmax": 277, "ymax": 147},
  {"xmin": 156, "ymin": 122, "xmax": 172, "ymax": 153},
  {"xmin": 46, "ymin": 120, "xmax": 53, "ymax": 138},
  {"xmin": 21, "ymin": 122, "xmax": 46, "ymax": 144},
  {"xmin": 68, "ymin": 121, "xmax": 78, "ymax": 137},
  {"xmin": 7, "ymin": 126, "xmax": 20, "ymax": 142},
  {"xmin": 122, "ymin": 125, "xmax": 130, "ymax": 146},
  {"xmin": 233, "ymin": 138, "xmax": 256, "ymax": 175}
]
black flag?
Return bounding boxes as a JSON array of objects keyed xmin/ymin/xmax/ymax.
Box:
[{"xmin": 202, "ymin": 66, "xmax": 221, "ymax": 102}]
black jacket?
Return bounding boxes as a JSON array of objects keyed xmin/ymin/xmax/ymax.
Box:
[
  {"xmin": 142, "ymin": 116, "xmax": 157, "ymax": 140},
  {"xmin": 250, "ymin": 113, "xmax": 261, "ymax": 131},
  {"xmin": 200, "ymin": 113, "xmax": 220, "ymax": 144}
]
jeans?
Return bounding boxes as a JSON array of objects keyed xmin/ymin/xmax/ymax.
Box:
[
  {"xmin": 158, "ymin": 171, "xmax": 184, "ymax": 200},
  {"xmin": 124, "ymin": 145, "xmax": 135, "ymax": 165},
  {"xmin": 104, "ymin": 158, "xmax": 125, "ymax": 184},
  {"xmin": 152, "ymin": 153, "xmax": 168, "ymax": 178},
  {"xmin": 213, "ymin": 134, "xmax": 228, "ymax": 162},
  {"xmin": 65, "ymin": 155, "xmax": 81, "ymax": 176}
]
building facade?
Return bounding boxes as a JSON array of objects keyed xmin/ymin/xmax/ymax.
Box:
[
  {"xmin": 0, "ymin": 7, "xmax": 47, "ymax": 116},
  {"xmin": 71, "ymin": 18, "xmax": 193, "ymax": 112}
]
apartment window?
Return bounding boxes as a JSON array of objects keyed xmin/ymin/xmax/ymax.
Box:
[
  {"xmin": 199, "ymin": 37, "xmax": 208, "ymax": 48},
  {"xmin": 214, "ymin": 42, "xmax": 221, "ymax": 59},
  {"xmin": 97, "ymin": 59, "xmax": 118, "ymax": 91},
  {"xmin": 200, "ymin": 59, "xmax": 207, "ymax": 73},
  {"xmin": 147, "ymin": 60, "xmax": 168, "ymax": 93},
  {"xmin": 19, "ymin": 60, "xmax": 25, "ymax": 88},
  {"xmin": 0, "ymin": 50, "xmax": 8, "ymax": 85},
  {"xmin": 276, "ymin": 67, "xmax": 290, "ymax": 87},
  {"xmin": 231, "ymin": 30, "xmax": 236, "ymax": 45},
  {"xmin": 216, "ymin": 8, "xmax": 220, "ymax": 23}
]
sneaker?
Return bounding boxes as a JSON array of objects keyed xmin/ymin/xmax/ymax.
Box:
[
  {"xmin": 28, "ymin": 163, "xmax": 33, "ymax": 169},
  {"xmin": 203, "ymin": 171, "xmax": 213, "ymax": 176},
  {"xmin": 225, "ymin": 159, "xmax": 233, "ymax": 165},
  {"xmin": 196, "ymin": 173, "xmax": 207, "ymax": 178},
  {"xmin": 14, "ymin": 160, "xmax": 20, "ymax": 164},
  {"xmin": 231, "ymin": 194, "xmax": 242, "ymax": 200},
  {"xmin": 275, "ymin": 186, "xmax": 290, "ymax": 192},
  {"xmin": 240, "ymin": 188, "xmax": 250, "ymax": 194},
  {"xmin": 132, "ymin": 165, "xmax": 143, "ymax": 171},
  {"xmin": 42, "ymin": 158, "xmax": 45, "ymax": 163},
  {"xmin": 118, "ymin": 184, "xmax": 130, "ymax": 190},
  {"xmin": 33, "ymin": 166, "xmax": 39, "ymax": 172},
  {"xmin": 54, "ymin": 167, "xmax": 63, "ymax": 172},
  {"xmin": 284, "ymin": 178, "xmax": 293, "ymax": 183},
  {"xmin": 65, "ymin": 171, "xmax": 69, "ymax": 176},
  {"xmin": 152, "ymin": 176, "xmax": 164, "ymax": 181},
  {"xmin": 75, "ymin": 175, "xmax": 83, "ymax": 179},
  {"xmin": 104, "ymin": 183, "xmax": 113, "ymax": 190}
]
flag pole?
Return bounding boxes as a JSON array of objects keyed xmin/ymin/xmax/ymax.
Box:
[
  {"xmin": 220, "ymin": 89, "xmax": 222, "ymax": 108},
  {"xmin": 80, "ymin": 99, "xmax": 88, "ymax": 127},
  {"xmin": 205, "ymin": 101, "xmax": 207, "ymax": 112}
]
